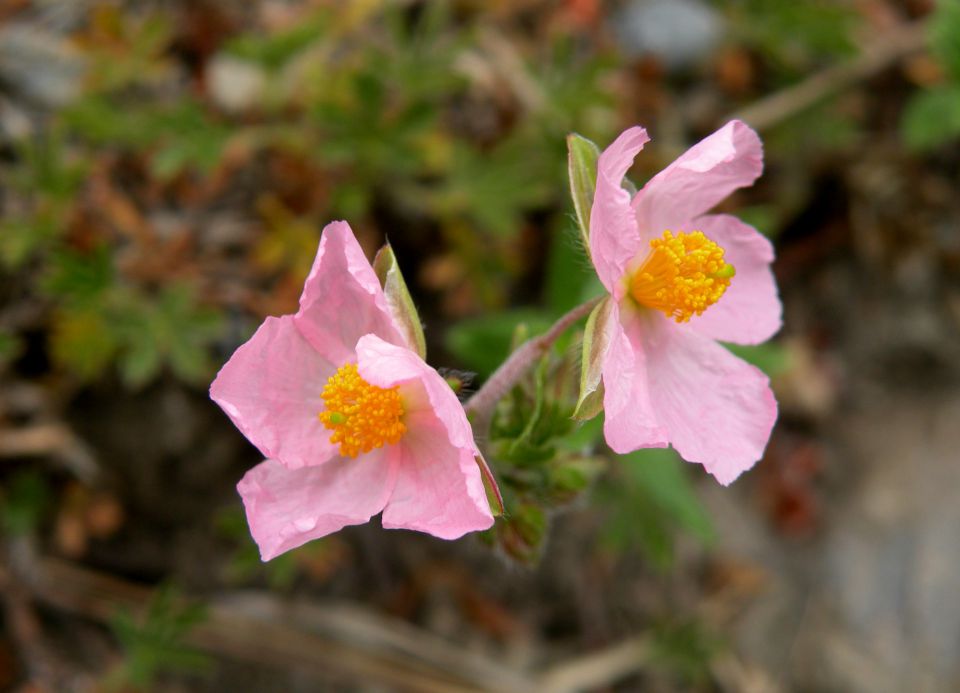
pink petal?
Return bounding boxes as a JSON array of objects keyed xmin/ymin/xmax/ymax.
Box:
[
  {"xmin": 601, "ymin": 301, "xmax": 670, "ymax": 454},
  {"xmin": 589, "ymin": 126, "xmax": 650, "ymax": 296},
  {"xmin": 633, "ymin": 120, "xmax": 763, "ymax": 234},
  {"xmin": 685, "ymin": 214, "xmax": 782, "ymax": 345},
  {"xmin": 355, "ymin": 334, "xmax": 476, "ymax": 451},
  {"xmin": 354, "ymin": 333, "xmax": 493, "ymax": 538},
  {"xmin": 210, "ymin": 315, "xmax": 339, "ymax": 470},
  {"xmin": 238, "ymin": 451, "xmax": 398, "ymax": 560},
  {"xmin": 643, "ymin": 317, "xmax": 777, "ymax": 485},
  {"xmin": 382, "ymin": 433, "xmax": 493, "ymax": 539},
  {"xmin": 295, "ymin": 221, "xmax": 407, "ymax": 363}
]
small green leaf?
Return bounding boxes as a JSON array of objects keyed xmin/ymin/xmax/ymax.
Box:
[
  {"xmin": 623, "ymin": 449, "xmax": 714, "ymax": 543},
  {"xmin": 567, "ymin": 133, "xmax": 602, "ymax": 257},
  {"xmin": 598, "ymin": 448, "xmax": 714, "ymax": 568},
  {"xmin": 108, "ymin": 586, "xmax": 211, "ymax": 690},
  {"xmin": 1, "ymin": 472, "xmax": 51, "ymax": 535},
  {"xmin": 445, "ymin": 309, "xmax": 552, "ymax": 378},
  {"xmin": 373, "ymin": 243, "xmax": 426, "ymax": 359},
  {"xmin": 930, "ymin": 0, "xmax": 960, "ymax": 80},
  {"xmin": 901, "ymin": 85, "xmax": 960, "ymax": 151},
  {"xmin": 725, "ymin": 342, "xmax": 790, "ymax": 377},
  {"xmin": 499, "ymin": 503, "xmax": 547, "ymax": 563},
  {"xmin": 574, "ymin": 297, "xmax": 612, "ymax": 421},
  {"xmin": 51, "ymin": 307, "xmax": 119, "ymax": 381},
  {"xmin": 0, "ymin": 330, "xmax": 23, "ymax": 369}
]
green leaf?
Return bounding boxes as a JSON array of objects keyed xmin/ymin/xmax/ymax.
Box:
[
  {"xmin": 1, "ymin": 472, "xmax": 51, "ymax": 535},
  {"xmin": 567, "ymin": 133, "xmax": 601, "ymax": 257},
  {"xmin": 573, "ymin": 297, "xmax": 612, "ymax": 421},
  {"xmin": 901, "ymin": 85, "xmax": 960, "ymax": 151},
  {"xmin": 598, "ymin": 448, "xmax": 714, "ymax": 568},
  {"xmin": 548, "ymin": 455, "xmax": 604, "ymax": 499},
  {"xmin": 373, "ymin": 243, "xmax": 427, "ymax": 359},
  {"xmin": 51, "ymin": 307, "xmax": 119, "ymax": 381},
  {"xmin": 108, "ymin": 587, "xmax": 211, "ymax": 690},
  {"xmin": 224, "ymin": 14, "xmax": 328, "ymax": 70},
  {"xmin": 930, "ymin": 0, "xmax": 960, "ymax": 80},
  {"xmin": 119, "ymin": 336, "xmax": 163, "ymax": 389},
  {"xmin": 545, "ymin": 220, "xmax": 598, "ymax": 314},
  {"xmin": 445, "ymin": 309, "xmax": 552, "ymax": 378},
  {"xmin": 725, "ymin": 342, "xmax": 790, "ymax": 377},
  {"xmin": 648, "ymin": 619, "xmax": 721, "ymax": 684},
  {"xmin": 0, "ymin": 329, "xmax": 23, "ymax": 369},
  {"xmin": 623, "ymin": 449, "xmax": 714, "ymax": 544},
  {"xmin": 42, "ymin": 245, "xmax": 114, "ymax": 304},
  {"xmin": 499, "ymin": 503, "xmax": 547, "ymax": 563},
  {"xmin": 507, "ymin": 357, "xmax": 550, "ymax": 458}
]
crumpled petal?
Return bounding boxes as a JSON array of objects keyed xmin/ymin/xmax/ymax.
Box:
[
  {"xmin": 685, "ymin": 214, "xmax": 782, "ymax": 345},
  {"xmin": 210, "ymin": 315, "xmax": 338, "ymax": 470},
  {"xmin": 355, "ymin": 333, "xmax": 477, "ymax": 451},
  {"xmin": 633, "ymin": 120, "xmax": 763, "ymax": 233},
  {"xmin": 295, "ymin": 220, "xmax": 407, "ymax": 363},
  {"xmin": 643, "ymin": 316, "xmax": 777, "ymax": 485},
  {"xmin": 589, "ymin": 126, "xmax": 650, "ymax": 297},
  {"xmin": 354, "ymin": 333, "xmax": 493, "ymax": 537},
  {"xmin": 237, "ymin": 450, "xmax": 398, "ymax": 560},
  {"xmin": 601, "ymin": 302, "xmax": 669, "ymax": 454},
  {"xmin": 382, "ymin": 433, "xmax": 493, "ymax": 539}
]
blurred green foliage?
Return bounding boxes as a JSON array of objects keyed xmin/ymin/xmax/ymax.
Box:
[
  {"xmin": 597, "ymin": 448, "xmax": 715, "ymax": 569},
  {"xmin": 0, "ymin": 471, "xmax": 52, "ymax": 536},
  {"xmin": 106, "ymin": 587, "xmax": 211, "ymax": 690},
  {"xmin": 902, "ymin": 0, "xmax": 960, "ymax": 150},
  {"xmin": 1, "ymin": 1, "xmax": 619, "ymax": 389},
  {"xmin": 720, "ymin": 0, "xmax": 856, "ymax": 76},
  {"xmin": 0, "ymin": 0, "xmax": 893, "ymax": 579},
  {"xmin": 648, "ymin": 618, "xmax": 722, "ymax": 685}
]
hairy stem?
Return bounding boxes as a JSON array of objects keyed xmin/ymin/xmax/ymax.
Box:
[{"xmin": 465, "ymin": 296, "xmax": 602, "ymax": 436}]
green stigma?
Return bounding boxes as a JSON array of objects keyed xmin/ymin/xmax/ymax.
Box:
[{"xmin": 711, "ymin": 264, "xmax": 736, "ymax": 280}]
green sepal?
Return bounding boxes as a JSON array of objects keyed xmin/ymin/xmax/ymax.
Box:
[
  {"xmin": 475, "ymin": 454, "xmax": 504, "ymax": 517},
  {"xmin": 573, "ymin": 296, "xmax": 613, "ymax": 421},
  {"xmin": 373, "ymin": 243, "xmax": 427, "ymax": 360},
  {"xmin": 566, "ymin": 133, "xmax": 602, "ymax": 260}
]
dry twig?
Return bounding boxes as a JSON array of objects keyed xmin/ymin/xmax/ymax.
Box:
[{"xmin": 731, "ymin": 20, "xmax": 929, "ymax": 132}]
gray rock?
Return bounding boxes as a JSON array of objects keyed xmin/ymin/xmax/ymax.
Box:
[{"xmin": 612, "ymin": 0, "xmax": 722, "ymax": 69}]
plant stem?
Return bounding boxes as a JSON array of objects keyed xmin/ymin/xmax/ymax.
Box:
[{"xmin": 465, "ymin": 296, "xmax": 602, "ymax": 435}]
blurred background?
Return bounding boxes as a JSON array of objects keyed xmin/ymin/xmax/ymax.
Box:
[{"xmin": 1, "ymin": 0, "xmax": 959, "ymax": 691}]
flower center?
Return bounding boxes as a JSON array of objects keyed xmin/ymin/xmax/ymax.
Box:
[
  {"xmin": 319, "ymin": 363, "xmax": 406, "ymax": 458},
  {"xmin": 629, "ymin": 230, "xmax": 735, "ymax": 323}
]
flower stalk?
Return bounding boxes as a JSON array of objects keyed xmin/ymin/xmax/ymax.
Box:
[{"xmin": 465, "ymin": 296, "xmax": 603, "ymax": 436}]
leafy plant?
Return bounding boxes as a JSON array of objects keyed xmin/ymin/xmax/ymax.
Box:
[
  {"xmin": 0, "ymin": 471, "xmax": 52, "ymax": 536},
  {"xmin": 901, "ymin": 0, "xmax": 960, "ymax": 150},
  {"xmin": 106, "ymin": 587, "xmax": 211, "ymax": 690},
  {"xmin": 597, "ymin": 448, "xmax": 715, "ymax": 569}
]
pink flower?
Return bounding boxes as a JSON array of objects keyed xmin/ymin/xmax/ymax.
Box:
[
  {"xmin": 586, "ymin": 121, "xmax": 781, "ymax": 484},
  {"xmin": 210, "ymin": 221, "xmax": 493, "ymax": 559}
]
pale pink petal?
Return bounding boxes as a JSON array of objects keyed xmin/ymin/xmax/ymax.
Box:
[
  {"xmin": 353, "ymin": 333, "xmax": 492, "ymax": 538},
  {"xmin": 643, "ymin": 317, "xmax": 777, "ymax": 485},
  {"xmin": 589, "ymin": 126, "xmax": 650, "ymax": 296},
  {"xmin": 355, "ymin": 334, "xmax": 476, "ymax": 451},
  {"xmin": 295, "ymin": 221, "xmax": 407, "ymax": 363},
  {"xmin": 633, "ymin": 120, "xmax": 763, "ymax": 234},
  {"xmin": 210, "ymin": 315, "xmax": 338, "ymax": 470},
  {"xmin": 684, "ymin": 214, "xmax": 781, "ymax": 344},
  {"xmin": 382, "ymin": 432, "xmax": 493, "ymax": 539},
  {"xmin": 237, "ymin": 451, "xmax": 398, "ymax": 560},
  {"xmin": 601, "ymin": 301, "xmax": 670, "ymax": 454}
]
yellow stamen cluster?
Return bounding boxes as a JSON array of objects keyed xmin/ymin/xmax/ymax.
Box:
[
  {"xmin": 629, "ymin": 230, "xmax": 735, "ymax": 323},
  {"xmin": 319, "ymin": 363, "xmax": 406, "ymax": 458}
]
